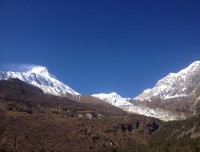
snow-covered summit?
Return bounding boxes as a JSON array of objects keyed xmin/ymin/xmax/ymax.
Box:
[
  {"xmin": 0, "ymin": 65, "xmax": 80, "ymax": 101},
  {"xmin": 27, "ymin": 66, "xmax": 50, "ymax": 76},
  {"xmin": 93, "ymin": 92, "xmax": 121, "ymax": 99},
  {"xmin": 135, "ymin": 61, "xmax": 200, "ymax": 101},
  {"xmin": 92, "ymin": 92, "xmax": 132, "ymax": 106}
]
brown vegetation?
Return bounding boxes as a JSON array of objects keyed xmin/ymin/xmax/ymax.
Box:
[{"xmin": 0, "ymin": 79, "xmax": 161, "ymax": 152}]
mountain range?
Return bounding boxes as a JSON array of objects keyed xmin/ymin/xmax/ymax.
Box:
[
  {"xmin": 0, "ymin": 61, "xmax": 200, "ymax": 121},
  {"xmin": 92, "ymin": 61, "xmax": 200, "ymax": 121},
  {"xmin": 0, "ymin": 61, "xmax": 200, "ymax": 151}
]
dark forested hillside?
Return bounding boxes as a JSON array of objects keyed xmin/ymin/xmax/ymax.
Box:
[{"xmin": 113, "ymin": 115, "xmax": 200, "ymax": 152}]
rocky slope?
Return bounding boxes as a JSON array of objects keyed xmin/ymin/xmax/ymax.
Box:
[{"xmin": 0, "ymin": 79, "xmax": 161, "ymax": 152}]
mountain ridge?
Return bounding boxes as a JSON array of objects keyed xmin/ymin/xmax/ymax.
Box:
[
  {"xmin": 1, "ymin": 61, "xmax": 200, "ymax": 121},
  {"xmin": 93, "ymin": 61, "xmax": 200, "ymax": 121},
  {"xmin": 134, "ymin": 61, "xmax": 200, "ymax": 101}
]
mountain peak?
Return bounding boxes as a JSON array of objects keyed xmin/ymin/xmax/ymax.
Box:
[
  {"xmin": 93, "ymin": 92, "xmax": 121, "ymax": 98},
  {"xmin": 92, "ymin": 92, "xmax": 132, "ymax": 106},
  {"xmin": 135, "ymin": 61, "xmax": 200, "ymax": 101},
  {"xmin": 110, "ymin": 92, "xmax": 120, "ymax": 97},
  {"xmin": 29, "ymin": 66, "xmax": 48, "ymax": 73},
  {"xmin": 26, "ymin": 66, "xmax": 52, "ymax": 78},
  {"xmin": 0, "ymin": 64, "xmax": 80, "ymax": 100}
]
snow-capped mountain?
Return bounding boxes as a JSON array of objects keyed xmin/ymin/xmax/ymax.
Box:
[
  {"xmin": 1, "ymin": 61, "xmax": 200, "ymax": 121},
  {"xmin": 92, "ymin": 92, "xmax": 179, "ymax": 121},
  {"xmin": 92, "ymin": 92, "xmax": 132, "ymax": 106},
  {"xmin": 0, "ymin": 65, "xmax": 80, "ymax": 101},
  {"xmin": 135, "ymin": 61, "xmax": 200, "ymax": 102},
  {"xmin": 93, "ymin": 61, "xmax": 200, "ymax": 121},
  {"xmin": 130, "ymin": 61, "xmax": 200, "ymax": 121}
]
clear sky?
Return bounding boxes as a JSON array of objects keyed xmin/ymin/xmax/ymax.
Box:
[{"xmin": 0, "ymin": 0, "xmax": 200, "ymax": 97}]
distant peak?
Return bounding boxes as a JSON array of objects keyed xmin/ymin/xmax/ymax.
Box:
[
  {"xmin": 0, "ymin": 64, "xmax": 80, "ymax": 99},
  {"xmin": 28, "ymin": 66, "xmax": 49, "ymax": 75},
  {"xmin": 92, "ymin": 92, "xmax": 121, "ymax": 98},
  {"xmin": 110, "ymin": 92, "xmax": 117, "ymax": 95},
  {"xmin": 110, "ymin": 92, "xmax": 119, "ymax": 96},
  {"xmin": 1, "ymin": 64, "xmax": 49, "ymax": 75},
  {"xmin": 22, "ymin": 65, "xmax": 56, "ymax": 78}
]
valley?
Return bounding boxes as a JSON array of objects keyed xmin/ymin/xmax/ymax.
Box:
[{"xmin": 0, "ymin": 61, "xmax": 200, "ymax": 151}]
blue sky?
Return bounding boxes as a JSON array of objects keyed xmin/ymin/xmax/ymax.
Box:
[{"xmin": 0, "ymin": 0, "xmax": 200, "ymax": 97}]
